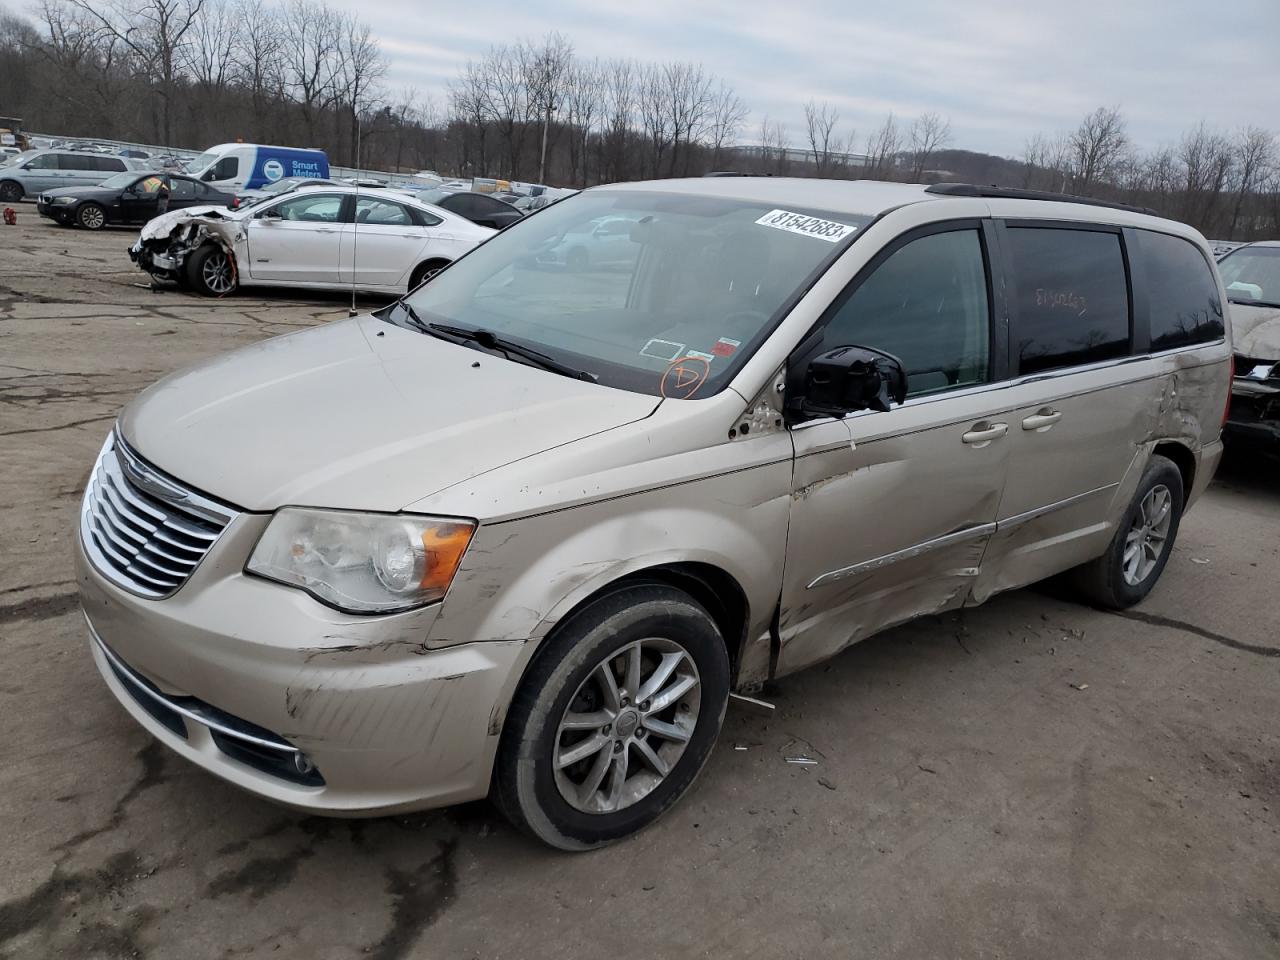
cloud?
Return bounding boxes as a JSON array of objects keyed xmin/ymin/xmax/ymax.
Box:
[{"xmin": 352, "ymin": 0, "xmax": 1280, "ymax": 157}]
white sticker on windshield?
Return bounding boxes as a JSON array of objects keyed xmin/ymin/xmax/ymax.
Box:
[
  {"xmin": 641, "ymin": 338, "xmax": 686, "ymax": 362},
  {"xmin": 755, "ymin": 209, "xmax": 857, "ymax": 243}
]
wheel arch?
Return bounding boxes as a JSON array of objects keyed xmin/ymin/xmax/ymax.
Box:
[
  {"xmin": 512, "ymin": 562, "xmax": 753, "ymax": 697},
  {"xmin": 409, "ymin": 257, "xmax": 451, "ymax": 290},
  {"xmin": 1151, "ymin": 439, "xmax": 1195, "ymax": 501}
]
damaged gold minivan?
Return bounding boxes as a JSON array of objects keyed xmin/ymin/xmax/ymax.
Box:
[{"xmin": 78, "ymin": 178, "xmax": 1231, "ymax": 849}]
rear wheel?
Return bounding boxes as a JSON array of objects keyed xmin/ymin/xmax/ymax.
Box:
[
  {"xmin": 186, "ymin": 244, "xmax": 237, "ymax": 297},
  {"xmin": 494, "ymin": 584, "xmax": 729, "ymax": 850},
  {"xmin": 77, "ymin": 203, "xmax": 106, "ymax": 230},
  {"xmin": 409, "ymin": 258, "xmax": 450, "ymax": 290},
  {"xmin": 0, "ymin": 180, "xmax": 22, "ymax": 203},
  {"xmin": 1073, "ymin": 454, "xmax": 1184, "ymax": 609}
]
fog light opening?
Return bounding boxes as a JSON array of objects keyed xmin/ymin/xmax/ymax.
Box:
[{"xmin": 293, "ymin": 752, "xmax": 316, "ymax": 776}]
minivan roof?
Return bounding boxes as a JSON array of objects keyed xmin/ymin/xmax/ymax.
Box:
[{"xmin": 595, "ymin": 176, "xmax": 1198, "ymax": 236}]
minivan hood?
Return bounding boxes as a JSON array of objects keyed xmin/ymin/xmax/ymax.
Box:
[
  {"xmin": 120, "ymin": 315, "xmax": 660, "ymax": 512},
  {"xmin": 1230, "ymin": 302, "xmax": 1280, "ymax": 359}
]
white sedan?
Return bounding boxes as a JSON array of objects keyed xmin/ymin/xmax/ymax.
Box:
[{"xmin": 128, "ymin": 184, "xmax": 495, "ymax": 297}]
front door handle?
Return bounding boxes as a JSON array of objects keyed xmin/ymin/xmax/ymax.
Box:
[
  {"xmin": 1022, "ymin": 408, "xmax": 1063, "ymax": 431},
  {"xmin": 961, "ymin": 421, "xmax": 1008, "ymax": 447}
]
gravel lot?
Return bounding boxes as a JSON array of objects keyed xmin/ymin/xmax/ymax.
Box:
[{"xmin": 2, "ymin": 215, "xmax": 1278, "ymax": 960}]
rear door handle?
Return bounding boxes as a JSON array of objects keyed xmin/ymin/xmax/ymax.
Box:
[
  {"xmin": 1022, "ymin": 408, "xmax": 1062, "ymax": 431},
  {"xmin": 961, "ymin": 421, "xmax": 1008, "ymax": 446}
]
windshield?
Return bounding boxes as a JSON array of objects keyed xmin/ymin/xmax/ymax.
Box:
[
  {"xmin": 395, "ymin": 189, "xmax": 869, "ymax": 397},
  {"xmin": 1219, "ymin": 246, "xmax": 1280, "ymax": 306},
  {"xmin": 100, "ymin": 172, "xmax": 143, "ymax": 190},
  {"xmin": 1, "ymin": 150, "xmax": 34, "ymax": 168},
  {"xmin": 187, "ymin": 151, "xmax": 218, "ymax": 175}
]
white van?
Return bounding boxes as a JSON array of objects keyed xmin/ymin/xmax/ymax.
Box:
[{"xmin": 185, "ymin": 143, "xmax": 330, "ymax": 194}]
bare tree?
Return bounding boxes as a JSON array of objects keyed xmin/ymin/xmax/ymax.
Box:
[
  {"xmin": 63, "ymin": 0, "xmax": 208, "ymax": 143},
  {"xmin": 564, "ymin": 57, "xmax": 602, "ymax": 185},
  {"xmin": 758, "ymin": 115, "xmax": 789, "ymax": 174},
  {"xmin": 804, "ymin": 99, "xmax": 840, "ymax": 176},
  {"xmin": 599, "ymin": 58, "xmax": 635, "ymax": 182},
  {"xmin": 1178, "ymin": 122, "xmax": 1234, "ymax": 229},
  {"xmin": 334, "ymin": 13, "xmax": 386, "ymax": 165},
  {"xmin": 1229, "ymin": 126, "xmax": 1276, "ymax": 237},
  {"xmin": 907, "ymin": 111, "xmax": 951, "ymax": 180},
  {"xmin": 279, "ymin": 0, "xmax": 343, "ymax": 145},
  {"xmin": 863, "ymin": 113, "xmax": 900, "ymax": 179},
  {"xmin": 522, "ymin": 31, "xmax": 573, "ymax": 182},
  {"xmin": 1068, "ymin": 106, "xmax": 1127, "ymax": 192},
  {"xmin": 182, "ymin": 0, "xmax": 235, "ymax": 127},
  {"xmin": 706, "ymin": 81, "xmax": 745, "ymax": 171},
  {"xmin": 229, "ymin": 0, "xmax": 283, "ymax": 141}
]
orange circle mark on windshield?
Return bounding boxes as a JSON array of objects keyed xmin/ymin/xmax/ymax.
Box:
[{"xmin": 660, "ymin": 355, "xmax": 711, "ymax": 400}]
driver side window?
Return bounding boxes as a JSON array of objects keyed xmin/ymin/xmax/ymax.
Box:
[
  {"xmin": 271, "ymin": 194, "xmax": 344, "ymax": 223},
  {"xmin": 822, "ymin": 228, "xmax": 991, "ymax": 398}
]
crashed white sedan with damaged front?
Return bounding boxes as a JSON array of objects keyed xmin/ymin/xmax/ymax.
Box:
[{"xmin": 128, "ymin": 184, "xmax": 495, "ymax": 296}]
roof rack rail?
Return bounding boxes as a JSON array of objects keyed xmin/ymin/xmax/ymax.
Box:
[{"xmin": 925, "ymin": 183, "xmax": 1157, "ymax": 217}]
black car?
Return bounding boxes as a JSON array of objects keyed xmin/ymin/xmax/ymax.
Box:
[
  {"xmin": 416, "ymin": 188, "xmax": 523, "ymax": 229},
  {"xmin": 36, "ymin": 171, "xmax": 237, "ymax": 230}
]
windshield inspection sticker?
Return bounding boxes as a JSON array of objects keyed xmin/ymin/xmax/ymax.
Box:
[
  {"xmin": 711, "ymin": 337, "xmax": 740, "ymax": 357},
  {"xmin": 641, "ymin": 338, "xmax": 686, "ymax": 362},
  {"xmin": 755, "ymin": 209, "xmax": 857, "ymax": 243}
]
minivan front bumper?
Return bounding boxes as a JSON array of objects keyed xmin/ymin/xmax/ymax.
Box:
[{"xmin": 76, "ymin": 531, "xmax": 526, "ymax": 815}]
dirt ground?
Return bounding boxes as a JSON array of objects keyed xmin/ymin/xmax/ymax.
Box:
[{"xmin": 1, "ymin": 214, "xmax": 1278, "ymax": 960}]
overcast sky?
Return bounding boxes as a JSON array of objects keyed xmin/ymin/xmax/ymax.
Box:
[{"xmin": 358, "ymin": 0, "xmax": 1279, "ymax": 158}]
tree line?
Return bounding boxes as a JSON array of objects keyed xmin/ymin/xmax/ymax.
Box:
[{"xmin": 1, "ymin": 2, "xmax": 1277, "ymax": 239}]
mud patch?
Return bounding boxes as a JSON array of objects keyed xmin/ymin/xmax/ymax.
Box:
[{"xmin": 365, "ymin": 838, "xmax": 458, "ymax": 960}]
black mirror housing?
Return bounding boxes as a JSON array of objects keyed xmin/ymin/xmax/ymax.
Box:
[{"xmin": 794, "ymin": 345, "xmax": 907, "ymax": 419}]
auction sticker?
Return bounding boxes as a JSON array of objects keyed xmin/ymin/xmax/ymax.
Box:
[
  {"xmin": 711, "ymin": 337, "xmax": 740, "ymax": 357},
  {"xmin": 755, "ymin": 209, "xmax": 857, "ymax": 243}
]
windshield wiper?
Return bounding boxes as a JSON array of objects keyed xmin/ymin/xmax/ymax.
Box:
[
  {"xmin": 427, "ymin": 321, "xmax": 598, "ymax": 382},
  {"xmin": 1228, "ymin": 297, "xmax": 1280, "ymax": 308}
]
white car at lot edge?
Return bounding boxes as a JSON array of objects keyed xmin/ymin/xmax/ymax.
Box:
[{"xmin": 128, "ymin": 184, "xmax": 495, "ymax": 297}]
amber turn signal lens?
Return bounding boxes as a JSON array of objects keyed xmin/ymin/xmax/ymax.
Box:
[{"xmin": 420, "ymin": 522, "xmax": 475, "ymax": 591}]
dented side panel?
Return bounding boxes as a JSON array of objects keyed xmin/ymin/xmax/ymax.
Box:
[{"xmin": 776, "ymin": 383, "xmax": 1014, "ymax": 677}]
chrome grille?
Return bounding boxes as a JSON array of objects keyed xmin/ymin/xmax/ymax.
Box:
[{"xmin": 80, "ymin": 432, "xmax": 237, "ymax": 598}]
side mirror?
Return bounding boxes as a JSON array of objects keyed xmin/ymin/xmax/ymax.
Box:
[
  {"xmin": 792, "ymin": 345, "xmax": 907, "ymax": 420},
  {"xmin": 260, "ymin": 206, "xmax": 282, "ymax": 220},
  {"xmin": 201, "ymin": 170, "xmax": 216, "ymax": 182}
]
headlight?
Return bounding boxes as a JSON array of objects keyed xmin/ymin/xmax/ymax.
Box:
[
  {"xmin": 246, "ymin": 508, "xmax": 475, "ymax": 613},
  {"xmin": 52, "ymin": 196, "xmax": 77, "ymax": 204}
]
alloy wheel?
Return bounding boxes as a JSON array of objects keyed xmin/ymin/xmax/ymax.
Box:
[
  {"xmin": 1123, "ymin": 483, "xmax": 1173, "ymax": 585},
  {"xmin": 553, "ymin": 637, "xmax": 701, "ymax": 814},
  {"xmin": 201, "ymin": 251, "xmax": 234, "ymax": 294},
  {"xmin": 80, "ymin": 206, "xmax": 105, "ymax": 229}
]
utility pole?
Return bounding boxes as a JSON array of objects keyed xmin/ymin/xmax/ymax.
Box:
[{"xmin": 539, "ymin": 103, "xmax": 551, "ymax": 183}]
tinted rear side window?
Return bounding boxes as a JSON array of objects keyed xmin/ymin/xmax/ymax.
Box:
[
  {"xmin": 1141, "ymin": 231, "xmax": 1224, "ymax": 349},
  {"xmin": 61, "ymin": 153, "xmax": 96, "ymax": 171},
  {"xmin": 1006, "ymin": 227, "xmax": 1130, "ymax": 375}
]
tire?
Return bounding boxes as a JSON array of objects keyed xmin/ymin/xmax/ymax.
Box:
[
  {"xmin": 77, "ymin": 203, "xmax": 107, "ymax": 230},
  {"xmin": 409, "ymin": 258, "xmax": 450, "ymax": 290},
  {"xmin": 0, "ymin": 180, "xmax": 22, "ymax": 203},
  {"xmin": 493, "ymin": 584, "xmax": 730, "ymax": 851},
  {"xmin": 566, "ymin": 246, "xmax": 588, "ymax": 271},
  {"xmin": 185, "ymin": 243, "xmax": 237, "ymax": 297},
  {"xmin": 1073, "ymin": 454, "xmax": 1184, "ymax": 609}
]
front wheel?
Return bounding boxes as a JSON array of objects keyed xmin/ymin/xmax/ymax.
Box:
[
  {"xmin": 186, "ymin": 244, "xmax": 237, "ymax": 296},
  {"xmin": 494, "ymin": 584, "xmax": 729, "ymax": 850},
  {"xmin": 77, "ymin": 202, "xmax": 106, "ymax": 230},
  {"xmin": 1073, "ymin": 454, "xmax": 1184, "ymax": 609}
]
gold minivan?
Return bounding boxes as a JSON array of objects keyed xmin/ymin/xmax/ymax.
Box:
[{"xmin": 77, "ymin": 178, "xmax": 1231, "ymax": 849}]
